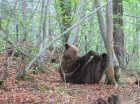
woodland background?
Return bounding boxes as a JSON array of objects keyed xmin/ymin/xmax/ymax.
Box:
[{"xmin": 0, "ymin": 0, "xmax": 140, "ymax": 103}]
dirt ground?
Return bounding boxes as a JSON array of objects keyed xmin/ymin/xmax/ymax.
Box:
[{"xmin": 0, "ymin": 54, "xmax": 139, "ymax": 104}]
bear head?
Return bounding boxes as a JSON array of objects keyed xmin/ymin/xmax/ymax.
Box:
[{"xmin": 62, "ymin": 43, "xmax": 80, "ymax": 60}]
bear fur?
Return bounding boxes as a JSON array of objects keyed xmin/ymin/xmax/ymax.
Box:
[
  {"xmin": 96, "ymin": 94, "xmax": 120, "ymax": 104},
  {"xmin": 58, "ymin": 43, "xmax": 107, "ymax": 84}
]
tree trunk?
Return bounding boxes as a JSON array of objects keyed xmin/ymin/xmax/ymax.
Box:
[
  {"xmin": 30, "ymin": 0, "xmax": 35, "ymax": 37},
  {"xmin": 22, "ymin": 0, "xmax": 27, "ymax": 41},
  {"xmin": 94, "ymin": 0, "xmax": 106, "ymax": 43},
  {"xmin": 43, "ymin": 0, "xmax": 50, "ymax": 45},
  {"xmin": 68, "ymin": 0, "xmax": 83, "ymax": 44},
  {"xmin": 37, "ymin": 0, "xmax": 45, "ymax": 45},
  {"xmin": 38, "ymin": 0, "xmax": 50, "ymax": 64},
  {"xmin": 60, "ymin": 0, "xmax": 72, "ymax": 43},
  {"xmin": 106, "ymin": 0, "xmax": 116, "ymax": 85},
  {"xmin": 0, "ymin": 0, "xmax": 2, "ymax": 31},
  {"xmin": 16, "ymin": 24, "xmax": 19, "ymax": 41},
  {"xmin": 95, "ymin": 0, "xmax": 119, "ymax": 84},
  {"xmin": 133, "ymin": 23, "xmax": 140, "ymax": 69},
  {"xmin": 113, "ymin": 0, "xmax": 124, "ymax": 67}
]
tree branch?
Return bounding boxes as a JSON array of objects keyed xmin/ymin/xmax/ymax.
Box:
[{"xmin": 124, "ymin": 14, "xmax": 140, "ymax": 18}]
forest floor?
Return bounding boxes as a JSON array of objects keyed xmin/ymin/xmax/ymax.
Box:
[{"xmin": 0, "ymin": 54, "xmax": 140, "ymax": 104}]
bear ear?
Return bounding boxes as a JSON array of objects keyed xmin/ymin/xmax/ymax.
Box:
[
  {"xmin": 74, "ymin": 44, "xmax": 78, "ymax": 47},
  {"xmin": 65, "ymin": 43, "xmax": 70, "ymax": 49},
  {"xmin": 101, "ymin": 53, "xmax": 107, "ymax": 59}
]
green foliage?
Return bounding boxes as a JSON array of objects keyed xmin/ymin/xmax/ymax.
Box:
[
  {"xmin": 71, "ymin": 0, "xmax": 78, "ymax": 7},
  {"xmin": 0, "ymin": 40, "xmax": 5, "ymax": 52},
  {"xmin": 1, "ymin": 18, "xmax": 8, "ymax": 28}
]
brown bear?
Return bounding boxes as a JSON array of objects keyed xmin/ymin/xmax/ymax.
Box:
[{"xmin": 58, "ymin": 43, "xmax": 107, "ymax": 84}]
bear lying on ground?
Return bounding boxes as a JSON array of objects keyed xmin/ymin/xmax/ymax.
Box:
[{"xmin": 58, "ymin": 43, "xmax": 107, "ymax": 84}]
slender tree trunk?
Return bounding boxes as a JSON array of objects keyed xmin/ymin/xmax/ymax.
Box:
[
  {"xmin": 113, "ymin": 0, "xmax": 124, "ymax": 67},
  {"xmin": 37, "ymin": 0, "xmax": 45, "ymax": 45},
  {"xmin": 0, "ymin": 0, "xmax": 2, "ymax": 37},
  {"xmin": 94, "ymin": 0, "xmax": 106, "ymax": 43},
  {"xmin": 68, "ymin": 0, "xmax": 84, "ymax": 44},
  {"xmin": 60, "ymin": 0, "xmax": 72, "ymax": 43},
  {"xmin": 95, "ymin": 0, "xmax": 121, "ymax": 84},
  {"xmin": 31, "ymin": 0, "xmax": 34, "ymax": 37},
  {"xmin": 106, "ymin": 0, "xmax": 116, "ymax": 85},
  {"xmin": 89, "ymin": 2, "xmax": 95, "ymax": 49},
  {"xmin": 16, "ymin": 24, "xmax": 19, "ymax": 41},
  {"xmin": 133, "ymin": 23, "xmax": 140, "ymax": 69},
  {"xmin": 22, "ymin": 0, "xmax": 27, "ymax": 41},
  {"xmin": 43, "ymin": 0, "xmax": 50, "ymax": 45},
  {"xmin": 38, "ymin": 0, "xmax": 50, "ymax": 64}
]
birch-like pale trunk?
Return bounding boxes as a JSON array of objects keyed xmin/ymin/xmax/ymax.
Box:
[
  {"xmin": 133, "ymin": 23, "xmax": 140, "ymax": 69},
  {"xmin": 106, "ymin": 0, "xmax": 116, "ymax": 85},
  {"xmin": 0, "ymin": 0, "xmax": 2, "ymax": 35},
  {"xmin": 68, "ymin": 0, "xmax": 84, "ymax": 44},
  {"xmin": 38, "ymin": 0, "xmax": 50, "ymax": 64},
  {"xmin": 43, "ymin": 0, "xmax": 50, "ymax": 45},
  {"xmin": 22, "ymin": 0, "xmax": 27, "ymax": 41},
  {"xmin": 94, "ymin": 0, "xmax": 106, "ymax": 43},
  {"xmin": 31, "ymin": 0, "xmax": 34, "ymax": 36},
  {"xmin": 95, "ymin": 0, "xmax": 121, "ymax": 84},
  {"xmin": 37, "ymin": 0, "xmax": 45, "ymax": 45},
  {"xmin": 89, "ymin": 2, "xmax": 95, "ymax": 50}
]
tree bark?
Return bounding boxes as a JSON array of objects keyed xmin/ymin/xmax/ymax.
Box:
[
  {"xmin": 113, "ymin": 0, "xmax": 124, "ymax": 67},
  {"xmin": 60, "ymin": 0, "xmax": 72, "ymax": 43},
  {"xmin": 22, "ymin": 0, "xmax": 27, "ymax": 41},
  {"xmin": 37, "ymin": 0, "xmax": 45, "ymax": 45},
  {"xmin": 0, "ymin": 0, "xmax": 1, "ymax": 32},
  {"xmin": 38, "ymin": 0, "xmax": 50, "ymax": 64},
  {"xmin": 43, "ymin": 0, "xmax": 50, "ymax": 45},
  {"xmin": 68, "ymin": 0, "xmax": 83, "ymax": 44},
  {"xmin": 133, "ymin": 23, "xmax": 140, "ymax": 69},
  {"xmin": 94, "ymin": 0, "xmax": 106, "ymax": 43},
  {"xmin": 95, "ymin": 0, "xmax": 119, "ymax": 84},
  {"xmin": 106, "ymin": 0, "xmax": 116, "ymax": 85}
]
